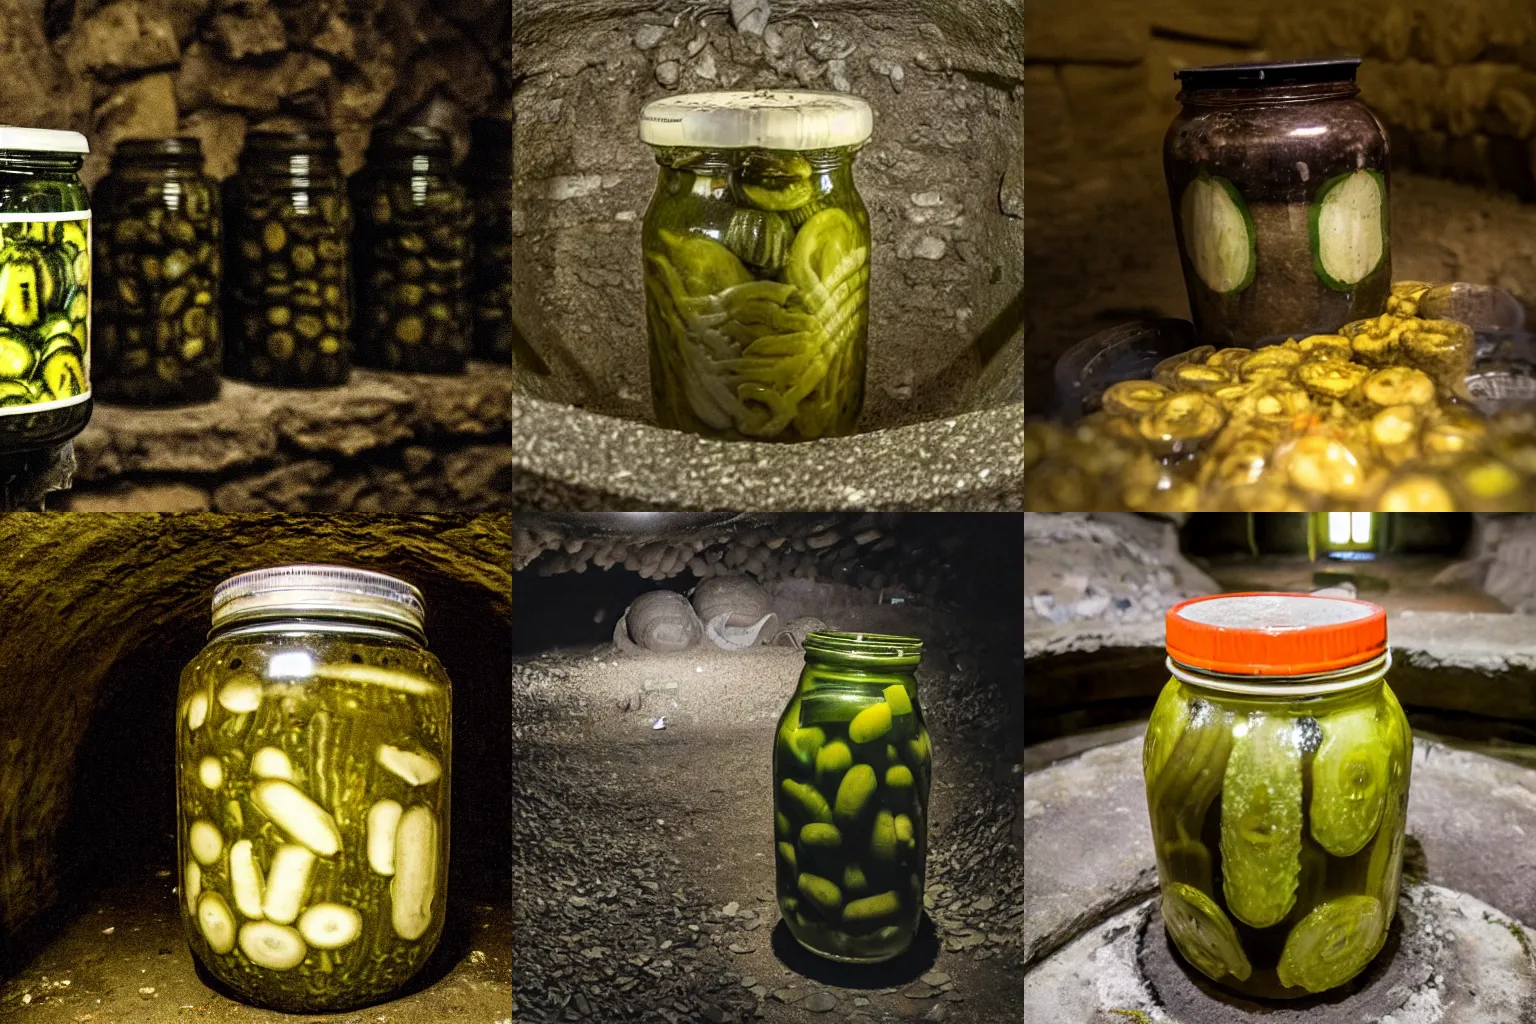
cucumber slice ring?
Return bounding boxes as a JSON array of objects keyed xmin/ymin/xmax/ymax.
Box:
[
  {"xmin": 1162, "ymin": 882, "xmax": 1252, "ymax": 983},
  {"xmin": 1277, "ymin": 895, "xmax": 1386, "ymax": 993},
  {"xmin": 1311, "ymin": 169, "xmax": 1387, "ymax": 292},
  {"xmin": 1310, "ymin": 706, "xmax": 1390, "ymax": 857},
  {"xmin": 1180, "ymin": 173, "xmax": 1257, "ymax": 295}
]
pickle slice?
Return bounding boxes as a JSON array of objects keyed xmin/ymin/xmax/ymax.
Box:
[
  {"xmin": 1101, "ymin": 379, "xmax": 1169, "ymax": 418},
  {"xmin": 1221, "ymin": 715, "xmax": 1302, "ymax": 929},
  {"xmin": 1138, "ymin": 391, "xmax": 1226, "ymax": 456},
  {"xmin": 1276, "ymin": 895, "xmax": 1386, "ymax": 993},
  {"xmin": 1310, "ymin": 706, "xmax": 1390, "ymax": 857},
  {"xmin": 1363, "ymin": 366, "xmax": 1434, "ymax": 408},
  {"xmin": 1181, "ymin": 173, "xmax": 1256, "ymax": 295},
  {"xmin": 1310, "ymin": 169, "xmax": 1386, "ymax": 291},
  {"xmin": 1143, "ymin": 680, "xmax": 1189, "ymax": 791},
  {"xmin": 1161, "ymin": 882, "xmax": 1252, "ymax": 983}
]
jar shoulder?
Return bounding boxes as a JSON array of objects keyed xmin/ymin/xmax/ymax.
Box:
[{"xmin": 181, "ymin": 631, "xmax": 451, "ymax": 692}]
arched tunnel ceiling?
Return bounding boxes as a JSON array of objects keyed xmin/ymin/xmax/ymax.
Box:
[{"xmin": 0, "ymin": 513, "xmax": 510, "ymax": 937}]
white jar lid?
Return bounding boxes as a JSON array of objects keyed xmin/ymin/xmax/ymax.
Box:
[
  {"xmin": 640, "ymin": 91, "xmax": 873, "ymax": 151},
  {"xmin": 0, "ymin": 126, "xmax": 89, "ymax": 154}
]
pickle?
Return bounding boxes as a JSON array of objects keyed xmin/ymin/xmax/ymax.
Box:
[
  {"xmin": 1102, "ymin": 379, "xmax": 1169, "ymax": 418},
  {"xmin": 1151, "ymin": 701, "xmax": 1233, "ymax": 846},
  {"xmin": 1143, "ymin": 680, "xmax": 1189, "ymax": 790},
  {"xmin": 1239, "ymin": 345, "xmax": 1302, "ymax": 381},
  {"xmin": 1171, "ymin": 362, "xmax": 1233, "ymax": 393},
  {"xmin": 1221, "ymin": 715, "xmax": 1302, "ymax": 929},
  {"xmin": 1162, "ymin": 882, "xmax": 1252, "ymax": 983},
  {"xmin": 1297, "ymin": 359, "xmax": 1369, "ymax": 402},
  {"xmin": 1386, "ymin": 280, "xmax": 1432, "ymax": 317},
  {"xmin": 1310, "ymin": 706, "xmax": 1390, "ymax": 857},
  {"xmin": 1153, "ymin": 346, "xmax": 1216, "ymax": 389},
  {"xmin": 1138, "ymin": 391, "xmax": 1226, "ymax": 456},
  {"xmin": 1276, "ymin": 895, "xmax": 1386, "ymax": 992}
]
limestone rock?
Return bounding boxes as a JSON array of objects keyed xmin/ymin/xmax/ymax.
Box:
[
  {"xmin": 309, "ymin": 12, "xmax": 356, "ymax": 61},
  {"xmin": 210, "ymin": 0, "xmax": 287, "ymax": 60},
  {"xmin": 87, "ymin": 72, "xmax": 179, "ymax": 186},
  {"xmin": 0, "ymin": 0, "xmax": 87, "ymax": 132},
  {"xmin": 177, "ymin": 106, "xmax": 247, "ymax": 180},
  {"xmin": 64, "ymin": 0, "xmax": 181, "ymax": 80}
]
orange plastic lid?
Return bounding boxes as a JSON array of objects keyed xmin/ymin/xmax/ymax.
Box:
[{"xmin": 1165, "ymin": 591, "xmax": 1387, "ymax": 676}]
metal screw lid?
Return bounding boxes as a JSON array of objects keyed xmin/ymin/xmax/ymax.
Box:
[{"xmin": 212, "ymin": 564, "xmax": 426, "ymax": 635}]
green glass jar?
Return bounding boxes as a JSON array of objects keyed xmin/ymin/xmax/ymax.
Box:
[
  {"xmin": 354, "ymin": 125, "xmax": 473, "ymax": 374},
  {"xmin": 0, "ymin": 126, "xmax": 92, "ymax": 451},
  {"xmin": 774, "ymin": 632, "xmax": 930, "ymax": 963},
  {"xmin": 94, "ymin": 138, "xmax": 222, "ymax": 405},
  {"xmin": 176, "ymin": 565, "xmax": 451, "ymax": 1012},
  {"xmin": 639, "ymin": 91, "xmax": 873, "ymax": 442},
  {"xmin": 225, "ymin": 130, "xmax": 352, "ymax": 387},
  {"xmin": 1147, "ymin": 593, "xmax": 1410, "ymax": 999},
  {"xmin": 467, "ymin": 116, "xmax": 512, "ymax": 364}
]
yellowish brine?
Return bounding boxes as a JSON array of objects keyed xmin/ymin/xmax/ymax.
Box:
[{"xmin": 176, "ymin": 631, "xmax": 450, "ymax": 1012}]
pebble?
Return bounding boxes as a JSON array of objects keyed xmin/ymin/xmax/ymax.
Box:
[
  {"xmin": 804, "ymin": 991, "xmax": 839, "ymax": 1012},
  {"xmin": 695, "ymin": 50, "xmax": 718, "ymax": 80},
  {"xmin": 701, "ymin": 1005, "xmax": 727, "ymax": 1023},
  {"xmin": 722, "ymin": 901, "xmax": 739, "ymax": 917},
  {"xmin": 773, "ymin": 987, "xmax": 805, "ymax": 1003},
  {"xmin": 913, "ymin": 236, "xmax": 948, "ymax": 261},
  {"xmin": 728, "ymin": 943, "xmax": 755, "ymax": 954},
  {"xmin": 903, "ymin": 981, "xmax": 937, "ymax": 999},
  {"xmin": 854, "ymin": 996, "xmax": 870, "ymax": 1007},
  {"xmin": 921, "ymin": 971, "xmax": 952, "ymax": 986},
  {"xmin": 655, "ymin": 60, "xmax": 680, "ymax": 86},
  {"xmin": 740, "ymin": 976, "xmax": 757, "ymax": 988},
  {"xmin": 634, "ymin": 25, "xmax": 668, "ymax": 50}
]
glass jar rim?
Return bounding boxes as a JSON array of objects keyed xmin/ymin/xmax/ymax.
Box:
[
  {"xmin": 803, "ymin": 631, "xmax": 922, "ymax": 667},
  {"xmin": 1167, "ymin": 652, "xmax": 1390, "ymax": 698},
  {"xmin": 211, "ymin": 564, "xmax": 426, "ymax": 638}
]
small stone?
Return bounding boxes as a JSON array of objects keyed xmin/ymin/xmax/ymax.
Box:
[
  {"xmin": 728, "ymin": 942, "xmax": 755, "ymax": 954},
  {"xmin": 773, "ymin": 987, "xmax": 805, "ymax": 1003},
  {"xmin": 740, "ymin": 976, "xmax": 758, "ymax": 988},
  {"xmin": 804, "ymin": 991, "xmax": 839, "ymax": 1012},
  {"xmin": 138, "ymin": 986, "xmax": 155, "ymax": 998},
  {"xmin": 574, "ymin": 992, "xmax": 591, "ymax": 1015},
  {"xmin": 568, "ymin": 896, "xmax": 588, "ymax": 908},
  {"xmin": 635, "ymin": 25, "xmax": 668, "ymax": 50},
  {"xmin": 913, "ymin": 236, "xmax": 948, "ymax": 261},
  {"xmin": 972, "ymin": 896, "xmax": 995, "ymax": 912},
  {"xmin": 701, "ymin": 1005, "xmax": 726, "ymax": 1024},
  {"xmin": 903, "ymin": 981, "xmax": 937, "ymax": 998},
  {"xmin": 722, "ymin": 901, "xmax": 740, "ymax": 917},
  {"xmin": 921, "ymin": 971, "xmax": 951, "ymax": 986},
  {"xmin": 854, "ymin": 997, "xmax": 870, "ymax": 1007},
  {"xmin": 656, "ymin": 60, "xmax": 680, "ymax": 87},
  {"xmin": 695, "ymin": 50, "xmax": 718, "ymax": 80}
]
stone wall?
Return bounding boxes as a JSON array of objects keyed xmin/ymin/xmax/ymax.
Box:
[
  {"xmin": 511, "ymin": 0, "xmax": 1023, "ymax": 432},
  {"xmin": 0, "ymin": 513, "xmax": 510, "ymax": 939},
  {"xmin": 22, "ymin": 0, "xmax": 511, "ymax": 185}
]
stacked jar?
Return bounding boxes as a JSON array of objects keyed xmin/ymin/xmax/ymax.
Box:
[
  {"xmin": 94, "ymin": 138, "xmax": 222, "ymax": 404},
  {"xmin": 353, "ymin": 126, "xmax": 473, "ymax": 374},
  {"xmin": 225, "ymin": 130, "xmax": 352, "ymax": 387},
  {"xmin": 467, "ymin": 117, "xmax": 512, "ymax": 364}
]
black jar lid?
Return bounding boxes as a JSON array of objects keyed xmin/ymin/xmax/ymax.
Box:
[
  {"xmin": 1175, "ymin": 57, "xmax": 1361, "ymax": 91},
  {"xmin": 369, "ymin": 124, "xmax": 451, "ymax": 156}
]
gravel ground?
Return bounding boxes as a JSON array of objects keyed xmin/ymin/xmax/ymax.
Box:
[{"xmin": 511, "ymin": 632, "xmax": 1022, "ymax": 1023}]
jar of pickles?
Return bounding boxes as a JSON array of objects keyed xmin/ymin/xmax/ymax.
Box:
[
  {"xmin": 94, "ymin": 138, "xmax": 222, "ymax": 404},
  {"xmin": 354, "ymin": 126, "xmax": 473, "ymax": 374},
  {"xmin": 467, "ymin": 116, "xmax": 512, "ymax": 364},
  {"xmin": 638, "ymin": 91, "xmax": 873, "ymax": 441},
  {"xmin": 774, "ymin": 632, "xmax": 930, "ymax": 963},
  {"xmin": 176, "ymin": 565, "xmax": 451, "ymax": 1012},
  {"xmin": 1165, "ymin": 59, "xmax": 1391, "ymax": 347},
  {"xmin": 1146, "ymin": 592, "xmax": 1410, "ymax": 999},
  {"xmin": 225, "ymin": 130, "xmax": 352, "ymax": 387},
  {"xmin": 0, "ymin": 126, "xmax": 92, "ymax": 452}
]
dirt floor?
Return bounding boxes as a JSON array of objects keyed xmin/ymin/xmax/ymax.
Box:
[
  {"xmin": 511, "ymin": 645, "xmax": 1023, "ymax": 1024},
  {"xmin": 0, "ymin": 872, "xmax": 510, "ymax": 1022}
]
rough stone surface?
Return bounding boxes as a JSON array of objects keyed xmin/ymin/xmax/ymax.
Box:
[
  {"xmin": 510, "ymin": 394, "xmax": 1021, "ymax": 510},
  {"xmin": 1024, "ymin": 885, "xmax": 1536, "ymax": 1024},
  {"xmin": 1023, "ymin": 513, "xmax": 1218, "ymax": 629},
  {"xmin": 0, "ymin": 513, "xmax": 510, "ymax": 941},
  {"xmin": 511, "ymin": 0, "xmax": 1023, "ymax": 433},
  {"xmin": 60, "ymin": 362, "xmax": 512, "ymax": 511}
]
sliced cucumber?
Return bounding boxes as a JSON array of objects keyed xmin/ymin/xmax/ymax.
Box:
[
  {"xmin": 1277, "ymin": 895, "xmax": 1386, "ymax": 992},
  {"xmin": 1181, "ymin": 173, "xmax": 1257, "ymax": 295},
  {"xmin": 1162, "ymin": 882, "xmax": 1252, "ymax": 982},
  {"xmin": 1310, "ymin": 706, "xmax": 1390, "ymax": 857},
  {"xmin": 1311, "ymin": 169, "xmax": 1387, "ymax": 292},
  {"xmin": 1363, "ymin": 366, "xmax": 1434, "ymax": 408},
  {"xmin": 1137, "ymin": 391, "xmax": 1227, "ymax": 456},
  {"xmin": 1221, "ymin": 715, "xmax": 1303, "ymax": 929},
  {"xmin": 1143, "ymin": 681, "xmax": 1189, "ymax": 791}
]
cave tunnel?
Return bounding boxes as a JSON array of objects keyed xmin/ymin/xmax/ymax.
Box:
[
  {"xmin": 511, "ymin": 512, "xmax": 1024, "ymax": 1023},
  {"xmin": 0, "ymin": 513, "xmax": 511, "ymax": 1021}
]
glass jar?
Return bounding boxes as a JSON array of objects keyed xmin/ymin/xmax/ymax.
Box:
[
  {"xmin": 467, "ymin": 116, "xmax": 512, "ymax": 364},
  {"xmin": 93, "ymin": 138, "xmax": 222, "ymax": 405},
  {"xmin": 1165, "ymin": 59, "xmax": 1391, "ymax": 348},
  {"xmin": 773, "ymin": 632, "xmax": 930, "ymax": 963},
  {"xmin": 0, "ymin": 126, "xmax": 92, "ymax": 452},
  {"xmin": 225, "ymin": 130, "xmax": 352, "ymax": 387},
  {"xmin": 638, "ymin": 91, "xmax": 873, "ymax": 442},
  {"xmin": 176, "ymin": 565, "xmax": 451, "ymax": 1012},
  {"xmin": 1146, "ymin": 592, "xmax": 1410, "ymax": 1000},
  {"xmin": 354, "ymin": 125, "xmax": 473, "ymax": 374}
]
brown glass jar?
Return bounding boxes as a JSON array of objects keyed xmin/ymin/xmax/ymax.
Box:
[
  {"xmin": 467, "ymin": 117, "xmax": 512, "ymax": 364},
  {"xmin": 354, "ymin": 126, "xmax": 472, "ymax": 374},
  {"xmin": 1165, "ymin": 59, "xmax": 1391, "ymax": 349},
  {"xmin": 94, "ymin": 138, "xmax": 222, "ymax": 405},
  {"xmin": 225, "ymin": 130, "xmax": 352, "ymax": 388}
]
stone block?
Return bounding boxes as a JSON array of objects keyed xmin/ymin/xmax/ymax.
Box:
[
  {"xmin": 63, "ymin": 0, "xmax": 181, "ymax": 80},
  {"xmin": 66, "ymin": 482, "xmax": 211, "ymax": 511},
  {"xmin": 1024, "ymin": 0, "xmax": 1148, "ymax": 64}
]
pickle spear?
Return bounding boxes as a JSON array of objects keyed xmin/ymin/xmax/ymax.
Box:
[
  {"xmin": 1151, "ymin": 701, "xmax": 1233, "ymax": 852},
  {"xmin": 1309, "ymin": 706, "xmax": 1390, "ymax": 857},
  {"xmin": 1162, "ymin": 882, "xmax": 1252, "ymax": 982},
  {"xmin": 1143, "ymin": 681, "xmax": 1189, "ymax": 790},
  {"xmin": 1276, "ymin": 895, "xmax": 1386, "ymax": 992},
  {"xmin": 1221, "ymin": 714, "xmax": 1302, "ymax": 929}
]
